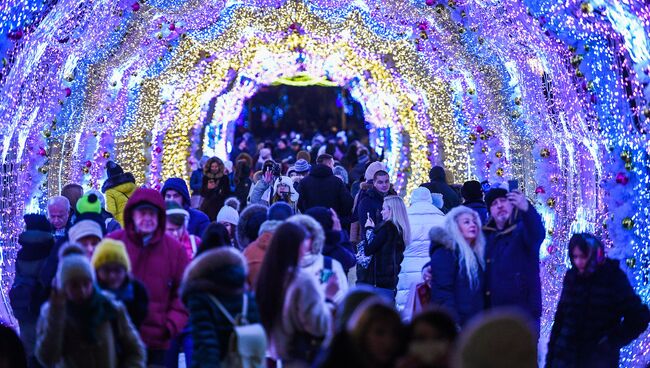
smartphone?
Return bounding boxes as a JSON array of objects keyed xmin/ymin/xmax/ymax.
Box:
[
  {"xmin": 320, "ymin": 269, "xmax": 334, "ymax": 283},
  {"xmin": 508, "ymin": 179, "xmax": 519, "ymax": 192}
]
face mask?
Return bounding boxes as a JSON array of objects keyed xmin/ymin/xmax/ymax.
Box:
[{"xmin": 408, "ymin": 340, "xmax": 449, "ymax": 365}]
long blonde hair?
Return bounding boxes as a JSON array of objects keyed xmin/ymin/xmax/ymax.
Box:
[
  {"xmin": 445, "ymin": 206, "xmax": 485, "ymax": 289},
  {"xmin": 383, "ymin": 195, "xmax": 411, "ymax": 245}
]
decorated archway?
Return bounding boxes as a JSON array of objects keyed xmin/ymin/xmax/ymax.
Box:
[{"xmin": 0, "ymin": 0, "xmax": 649, "ymax": 364}]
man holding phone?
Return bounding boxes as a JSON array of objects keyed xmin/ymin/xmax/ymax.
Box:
[{"xmin": 482, "ymin": 186, "xmax": 546, "ymax": 335}]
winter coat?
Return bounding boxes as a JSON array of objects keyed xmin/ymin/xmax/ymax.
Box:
[
  {"xmin": 429, "ymin": 234, "xmax": 485, "ymax": 327},
  {"xmin": 546, "ymin": 260, "xmax": 650, "ymax": 368},
  {"xmin": 322, "ymin": 230, "xmax": 356, "ymax": 274},
  {"xmin": 396, "ymin": 201, "xmax": 445, "ymax": 310},
  {"xmin": 269, "ymin": 269, "xmax": 331, "ymax": 363},
  {"xmin": 357, "ymin": 221, "xmax": 406, "ymax": 291},
  {"xmin": 243, "ymin": 231, "xmax": 273, "ymax": 288},
  {"xmin": 105, "ymin": 182, "xmax": 137, "ymax": 227},
  {"xmin": 10, "ymin": 228, "xmax": 55, "ymax": 322},
  {"xmin": 35, "ymin": 292, "xmax": 146, "ymax": 368},
  {"xmin": 302, "ymin": 254, "xmax": 348, "ymax": 303},
  {"xmin": 297, "ymin": 164, "xmax": 353, "ymax": 218},
  {"xmin": 349, "ymin": 162, "xmax": 367, "ymax": 185},
  {"xmin": 483, "ymin": 206, "xmax": 545, "ymax": 326},
  {"xmin": 249, "ymin": 178, "xmax": 299, "ymax": 213},
  {"xmin": 234, "ymin": 177, "xmax": 253, "ymax": 208},
  {"xmin": 419, "ymin": 167, "xmax": 461, "ymax": 213},
  {"xmin": 161, "ymin": 178, "xmax": 210, "ymax": 237},
  {"xmin": 463, "ymin": 200, "xmax": 489, "ymax": 225},
  {"xmin": 189, "ymin": 168, "xmax": 203, "ymax": 196},
  {"xmin": 106, "ymin": 188, "xmax": 190, "ymax": 350},
  {"xmin": 200, "ymin": 175, "xmax": 232, "ymax": 221},
  {"xmin": 181, "ymin": 248, "xmax": 261, "ymax": 368},
  {"xmin": 355, "ymin": 187, "xmax": 385, "ymax": 230},
  {"xmin": 98, "ymin": 277, "xmax": 149, "ymax": 330}
]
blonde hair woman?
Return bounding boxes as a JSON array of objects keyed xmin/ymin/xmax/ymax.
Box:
[
  {"xmin": 357, "ymin": 195, "xmax": 410, "ymax": 302},
  {"xmin": 429, "ymin": 206, "xmax": 485, "ymax": 327}
]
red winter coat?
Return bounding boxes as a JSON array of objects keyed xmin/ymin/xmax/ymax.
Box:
[{"xmin": 107, "ymin": 188, "xmax": 189, "ymax": 350}]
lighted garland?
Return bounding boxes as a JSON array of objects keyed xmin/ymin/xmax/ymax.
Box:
[{"xmin": 0, "ymin": 0, "xmax": 649, "ymax": 365}]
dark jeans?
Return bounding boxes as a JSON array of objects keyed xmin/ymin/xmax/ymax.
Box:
[
  {"xmin": 18, "ymin": 318, "xmax": 43, "ymax": 368},
  {"xmin": 147, "ymin": 349, "xmax": 167, "ymax": 368}
]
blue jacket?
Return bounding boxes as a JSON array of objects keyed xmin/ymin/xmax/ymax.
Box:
[
  {"xmin": 483, "ymin": 205, "xmax": 545, "ymax": 326},
  {"xmin": 161, "ymin": 178, "xmax": 210, "ymax": 237},
  {"xmin": 429, "ymin": 243, "xmax": 484, "ymax": 327},
  {"xmin": 190, "ymin": 169, "xmax": 203, "ymax": 196}
]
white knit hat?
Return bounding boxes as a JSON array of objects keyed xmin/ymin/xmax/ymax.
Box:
[
  {"xmin": 216, "ymin": 206, "xmax": 240, "ymax": 226},
  {"xmin": 68, "ymin": 220, "xmax": 103, "ymax": 243},
  {"xmin": 57, "ymin": 243, "xmax": 95, "ymax": 288}
]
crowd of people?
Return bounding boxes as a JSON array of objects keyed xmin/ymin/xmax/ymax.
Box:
[{"xmin": 3, "ymin": 130, "xmax": 649, "ymax": 368}]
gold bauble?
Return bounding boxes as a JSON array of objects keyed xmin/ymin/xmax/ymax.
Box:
[
  {"xmin": 496, "ymin": 168, "xmax": 504, "ymax": 177},
  {"xmin": 103, "ymin": 151, "xmax": 111, "ymax": 159},
  {"xmin": 469, "ymin": 133, "xmax": 477, "ymax": 142},
  {"xmin": 540, "ymin": 148, "xmax": 550, "ymax": 158},
  {"xmin": 622, "ymin": 217, "xmax": 634, "ymax": 230},
  {"xmin": 546, "ymin": 197, "xmax": 556, "ymax": 208},
  {"xmin": 495, "ymin": 151, "xmax": 503, "ymax": 159}
]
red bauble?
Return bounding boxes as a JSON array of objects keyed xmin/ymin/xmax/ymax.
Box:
[
  {"xmin": 64, "ymin": 88, "xmax": 72, "ymax": 97},
  {"xmin": 131, "ymin": 2, "xmax": 140, "ymax": 11},
  {"xmin": 155, "ymin": 146, "xmax": 162, "ymax": 154},
  {"xmin": 535, "ymin": 186, "xmax": 546, "ymax": 194},
  {"xmin": 85, "ymin": 161, "xmax": 92, "ymax": 168},
  {"xmin": 615, "ymin": 172, "xmax": 629, "ymax": 185},
  {"xmin": 169, "ymin": 23, "xmax": 176, "ymax": 31},
  {"xmin": 476, "ymin": 126, "xmax": 484, "ymax": 133},
  {"xmin": 425, "ymin": 0, "xmax": 435, "ymax": 5}
]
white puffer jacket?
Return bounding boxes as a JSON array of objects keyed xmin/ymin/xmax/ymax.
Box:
[{"xmin": 396, "ymin": 199, "xmax": 445, "ymax": 311}]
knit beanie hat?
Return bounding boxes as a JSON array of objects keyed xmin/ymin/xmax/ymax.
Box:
[
  {"xmin": 333, "ymin": 166, "xmax": 349, "ymax": 185},
  {"xmin": 364, "ymin": 161, "xmax": 387, "ymax": 181},
  {"xmin": 68, "ymin": 220, "xmax": 103, "ymax": 243},
  {"xmin": 85, "ymin": 189, "xmax": 106, "ymax": 209},
  {"xmin": 410, "ymin": 187, "xmax": 432, "ymax": 205},
  {"xmin": 166, "ymin": 201, "xmax": 189, "ymax": 227},
  {"xmin": 24, "ymin": 214, "xmax": 51, "ymax": 232},
  {"xmin": 106, "ymin": 161, "xmax": 124, "ymax": 178},
  {"xmin": 76, "ymin": 193, "xmax": 102, "ymax": 214},
  {"xmin": 216, "ymin": 205, "xmax": 240, "ymax": 226},
  {"xmin": 293, "ymin": 159, "xmax": 311, "ymax": 174},
  {"xmin": 267, "ymin": 202, "xmax": 294, "ymax": 221},
  {"xmin": 57, "ymin": 243, "xmax": 95, "ymax": 288},
  {"xmin": 461, "ymin": 180, "xmax": 484, "ymax": 202},
  {"xmin": 91, "ymin": 239, "xmax": 131, "ymax": 272},
  {"xmin": 485, "ymin": 188, "xmax": 508, "ymax": 209}
]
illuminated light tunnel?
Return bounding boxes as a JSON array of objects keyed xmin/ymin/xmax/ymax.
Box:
[{"xmin": 0, "ymin": 0, "xmax": 649, "ymax": 365}]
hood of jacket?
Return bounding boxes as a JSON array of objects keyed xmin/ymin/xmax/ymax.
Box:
[
  {"xmin": 236, "ymin": 204, "xmax": 268, "ymax": 249},
  {"xmin": 161, "ymin": 178, "xmax": 191, "ymax": 208},
  {"xmin": 181, "ymin": 247, "xmax": 247, "ymax": 301},
  {"xmin": 428, "ymin": 226, "xmax": 454, "ymax": 252},
  {"xmin": 101, "ymin": 173, "xmax": 136, "ymax": 193},
  {"xmin": 123, "ymin": 188, "xmax": 167, "ymax": 246},
  {"xmin": 309, "ymin": 164, "xmax": 334, "ymax": 179},
  {"xmin": 407, "ymin": 201, "xmax": 444, "ymax": 216}
]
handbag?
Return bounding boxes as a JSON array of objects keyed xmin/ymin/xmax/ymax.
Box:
[{"xmin": 403, "ymin": 282, "xmax": 431, "ymax": 320}]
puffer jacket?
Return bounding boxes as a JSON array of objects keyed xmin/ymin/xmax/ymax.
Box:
[
  {"xmin": 181, "ymin": 248, "xmax": 261, "ymax": 368},
  {"xmin": 106, "ymin": 188, "xmax": 190, "ymax": 350},
  {"xmin": 396, "ymin": 201, "xmax": 445, "ymax": 310},
  {"xmin": 35, "ymin": 292, "xmax": 145, "ymax": 368},
  {"xmin": 105, "ymin": 182, "xmax": 137, "ymax": 227}
]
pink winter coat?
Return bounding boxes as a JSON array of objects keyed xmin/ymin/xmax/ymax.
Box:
[{"xmin": 107, "ymin": 188, "xmax": 189, "ymax": 350}]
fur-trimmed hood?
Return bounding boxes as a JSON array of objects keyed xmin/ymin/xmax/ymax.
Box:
[
  {"xmin": 428, "ymin": 226, "xmax": 454, "ymax": 252},
  {"xmin": 181, "ymin": 247, "xmax": 247, "ymax": 301},
  {"xmin": 236, "ymin": 204, "xmax": 268, "ymax": 249}
]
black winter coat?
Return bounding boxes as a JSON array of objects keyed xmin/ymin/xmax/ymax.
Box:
[
  {"xmin": 357, "ymin": 221, "xmax": 405, "ymax": 291},
  {"xmin": 546, "ymin": 260, "xmax": 650, "ymax": 368},
  {"xmin": 297, "ymin": 164, "xmax": 353, "ymax": 218},
  {"xmin": 200, "ymin": 175, "xmax": 233, "ymax": 221},
  {"xmin": 429, "ymin": 243, "xmax": 485, "ymax": 327},
  {"xmin": 483, "ymin": 206, "xmax": 545, "ymax": 328},
  {"xmin": 420, "ymin": 181, "xmax": 461, "ymax": 213},
  {"xmin": 9, "ymin": 229, "xmax": 55, "ymax": 322},
  {"xmin": 355, "ymin": 187, "xmax": 385, "ymax": 229}
]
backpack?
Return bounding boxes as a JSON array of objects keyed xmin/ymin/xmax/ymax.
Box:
[{"xmin": 207, "ymin": 294, "xmax": 267, "ymax": 368}]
